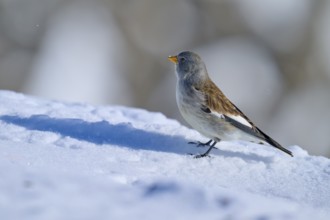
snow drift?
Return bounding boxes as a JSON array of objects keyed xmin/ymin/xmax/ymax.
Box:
[{"xmin": 0, "ymin": 90, "xmax": 329, "ymax": 220}]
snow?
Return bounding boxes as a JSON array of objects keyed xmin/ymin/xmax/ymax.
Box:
[{"xmin": 0, "ymin": 90, "xmax": 329, "ymax": 220}]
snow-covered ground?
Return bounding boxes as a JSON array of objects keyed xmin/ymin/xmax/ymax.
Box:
[{"xmin": 0, "ymin": 90, "xmax": 329, "ymax": 220}]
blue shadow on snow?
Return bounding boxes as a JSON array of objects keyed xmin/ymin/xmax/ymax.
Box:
[
  {"xmin": 0, "ymin": 114, "xmax": 196, "ymax": 155},
  {"xmin": 0, "ymin": 115, "xmax": 275, "ymax": 161}
]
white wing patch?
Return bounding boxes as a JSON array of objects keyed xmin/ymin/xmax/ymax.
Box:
[
  {"xmin": 209, "ymin": 109, "xmax": 252, "ymax": 128},
  {"xmin": 210, "ymin": 111, "xmax": 225, "ymax": 119},
  {"xmin": 226, "ymin": 114, "xmax": 252, "ymax": 128}
]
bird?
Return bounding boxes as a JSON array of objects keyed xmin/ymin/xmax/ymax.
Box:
[{"xmin": 168, "ymin": 51, "xmax": 293, "ymax": 158}]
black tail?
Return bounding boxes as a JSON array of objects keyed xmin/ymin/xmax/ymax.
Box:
[
  {"xmin": 223, "ymin": 114, "xmax": 293, "ymax": 157},
  {"xmin": 257, "ymin": 128, "xmax": 293, "ymax": 157}
]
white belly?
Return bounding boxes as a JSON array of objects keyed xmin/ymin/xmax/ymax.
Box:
[{"xmin": 176, "ymin": 86, "xmax": 264, "ymax": 144}]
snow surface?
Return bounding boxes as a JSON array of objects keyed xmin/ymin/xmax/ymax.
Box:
[{"xmin": 0, "ymin": 90, "xmax": 329, "ymax": 220}]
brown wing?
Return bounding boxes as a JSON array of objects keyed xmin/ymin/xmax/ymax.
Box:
[
  {"xmin": 198, "ymin": 80, "xmax": 293, "ymax": 156},
  {"xmin": 201, "ymin": 80, "xmax": 239, "ymax": 115}
]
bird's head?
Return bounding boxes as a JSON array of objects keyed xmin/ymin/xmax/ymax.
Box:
[{"xmin": 168, "ymin": 51, "xmax": 208, "ymax": 82}]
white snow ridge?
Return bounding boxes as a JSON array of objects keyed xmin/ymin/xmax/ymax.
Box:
[{"xmin": 0, "ymin": 90, "xmax": 329, "ymax": 220}]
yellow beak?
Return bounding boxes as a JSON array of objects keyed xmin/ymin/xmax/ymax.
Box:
[{"xmin": 168, "ymin": 55, "xmax": 178, "ymax": 64}]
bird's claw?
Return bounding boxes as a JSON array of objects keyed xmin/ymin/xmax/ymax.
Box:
[
  {"xmin": 188, "ymin": 141, "xmax": 204, "ymax": 147},
  {"xmin": 194, "ymin": 153, "xmax": 210, "ymax": 159},
  {"xmin": 187, "ymin": 152, "xmax": 211, "ymax": 158},
  {"xmin": 188, "ymin": 140, "xmax": 212, "ymax": 148}
]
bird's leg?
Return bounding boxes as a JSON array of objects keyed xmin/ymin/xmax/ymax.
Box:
[
  {"xmin": 188, "ymin": 139, "xmax": 213, "ymax": 147},
  {"xmin": 194, "ymin": 141, "xmax": 217, "ymax": 158}
]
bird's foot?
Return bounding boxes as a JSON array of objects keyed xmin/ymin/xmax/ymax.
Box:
[
  {"xmin": 188, "ymin": 139, "xmax": 212, "ymax": 148},
  {"xmin": 187, "ymin": 152, "xmax": 210, "ymax": 158},
  {"xmin": 192, "ymin": 142, "xmax": 217, "ymax": 158},
  {"xmin": 193, "ymin": 153, "xmax": 210, "ymax": 159}
]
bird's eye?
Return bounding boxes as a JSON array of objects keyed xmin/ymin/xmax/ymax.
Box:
[{"xmin": 179, "ymin": 57, "xmax": 186, "ymax": 63}]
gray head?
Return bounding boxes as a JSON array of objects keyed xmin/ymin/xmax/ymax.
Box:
[{"xmin": 168, "ymin": 51, "xmax": 209, "ymax": 82}]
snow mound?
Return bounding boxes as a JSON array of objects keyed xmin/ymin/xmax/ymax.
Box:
[{"xmin": 0, "ymin": 90, "xmax": 329, "ymax": 220}]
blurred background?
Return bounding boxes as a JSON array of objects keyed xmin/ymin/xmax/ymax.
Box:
[{"xmin": 0, "ymin": 0, "xmax": 329, "ymax": 157}]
